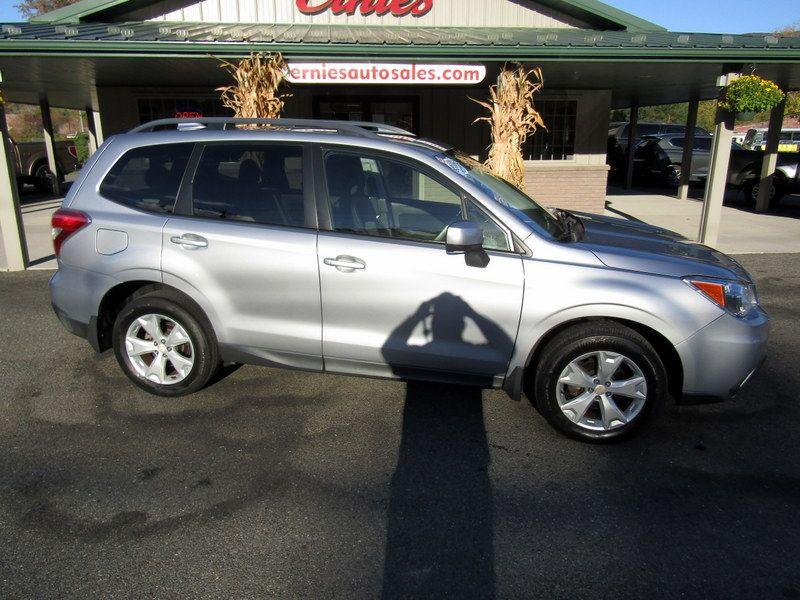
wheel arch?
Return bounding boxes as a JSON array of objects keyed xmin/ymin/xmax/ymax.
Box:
[
  {"xmin": 521, "ymin": 316, "xmax": 684, "ymax": 402},
  {"xmin": 95, "ymin": 280, "xmax": 214, "ymax": 352}
]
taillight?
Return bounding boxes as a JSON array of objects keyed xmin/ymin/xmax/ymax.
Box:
[
  {"xmin": 51, "ymin": 208, "xmax": 90, "ymax": 257},
  {"xmin": 68, "ymin": 145, "xmax": 77, "ymax": 158}
]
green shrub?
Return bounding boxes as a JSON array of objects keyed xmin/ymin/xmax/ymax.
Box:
[{"xmin": 73, "ymin": 131, "xmax": 90, "ymax": 164}]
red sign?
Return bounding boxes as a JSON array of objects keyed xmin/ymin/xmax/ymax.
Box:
[
  {"xmin": 296, "ymin": 0, "xmax": 434, "ymax": 18},
  {"xmin": 175, "ymin": 109, "xmax": 203, "ymax": 119}
]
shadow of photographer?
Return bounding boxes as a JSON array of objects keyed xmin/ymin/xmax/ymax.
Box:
[{"xmin": 380, "ymin": 293, "xmax": 513, "ymax": 598}]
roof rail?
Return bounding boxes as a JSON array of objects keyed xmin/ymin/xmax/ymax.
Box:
[{"xmin": 128, "ymin": 117, "xmax": 415, "ymax": 137}]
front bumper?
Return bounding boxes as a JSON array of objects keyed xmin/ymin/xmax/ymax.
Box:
[{"xmin": 676, "ymin": 307, "xmax": 769, "ymax": 403}]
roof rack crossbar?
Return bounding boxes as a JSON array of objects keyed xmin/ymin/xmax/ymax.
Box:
[{"xmin": 129, "ymin": 117, "xmax": 414, "ymax": 137}]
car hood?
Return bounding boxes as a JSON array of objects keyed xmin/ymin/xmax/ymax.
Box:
[{"xmin": 573, "ymin": 212, "xmax": 751, "ymax": 281}]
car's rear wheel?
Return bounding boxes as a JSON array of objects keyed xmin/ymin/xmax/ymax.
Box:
[
  {"xmin": 533, "ymin": 322, "xmax": 667, "ymax": 442},
  {"xmin": 32, "ymin": 162, "xmax": 54, "ymax": 193},
  {"xmin": 113, "ymin": 291, "xmax": 220, "ymax": 397},
  {"xmin": 744, "ymin": 178, "xmax": 784, "ymax": 209}
]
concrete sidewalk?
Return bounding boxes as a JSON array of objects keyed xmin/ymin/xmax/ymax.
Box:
[{"xmin": 605, "ymin": 186, "xmax": 800, "ymax": 255}]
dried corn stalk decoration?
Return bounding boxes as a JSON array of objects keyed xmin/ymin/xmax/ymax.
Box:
[
  {"xmin": 473, "ymin": 64, "xmax": 545, "ymax": 189},
  {"xmin": 216, "ymin": 52, "xmax": 291, "ymax": 121}
]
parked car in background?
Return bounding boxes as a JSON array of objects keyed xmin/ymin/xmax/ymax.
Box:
[
  {"xmin": 743, "ymin": 128, "xmax": 800, "ymax": 152},
  {"xmin": 631, "ymin": 133, "xmax": 800, "ymax": 207},
  {"xmin": 50, "ymin": 117, "xmax": 769, "ymax": 443},
  {"xmin": 11, "ymin": 136, "xmax": 81, "ymax": 192},
  {"xmin": 608, "ymin": 122, "xmax": 711, "ymax": 178}
]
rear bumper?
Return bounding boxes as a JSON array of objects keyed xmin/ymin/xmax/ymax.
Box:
[
  {"xmin": 50, "ymin": 267, "xmax": 104, "ymax": 352},
  {"xmin": 676, "ymin": 308, "xmax": 769, "ymax": 403}
]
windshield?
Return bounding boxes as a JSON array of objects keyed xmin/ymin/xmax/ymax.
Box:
[{"xmin": 437, "ymin": 151, "xmax": 565, "ymax": 239}]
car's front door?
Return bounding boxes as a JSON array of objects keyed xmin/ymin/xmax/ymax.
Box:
[
  {"xmin": 315, "ymin": 147, "xmax": 524, "ymax": 384},
  {"xmin": 162, "ymin": 141, "xmax": 322, "ymax": 370}
]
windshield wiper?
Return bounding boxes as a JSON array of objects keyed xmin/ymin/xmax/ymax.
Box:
[{"xmin": 552, "ymin": 209, "xmax": 585, "ymax": 242}]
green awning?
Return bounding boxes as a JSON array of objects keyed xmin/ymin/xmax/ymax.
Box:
[{"xmin": 1, "ymin": 22, "xmax": 799, "ymax": 61}]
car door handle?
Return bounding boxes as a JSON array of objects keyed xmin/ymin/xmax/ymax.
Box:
[
  {"xmin": 170, "ymin": 234, "xmax": 208, "ymax": 249},
  {"xmin": 324, "ymin": 255, "xmax": 366, "ymax": 271}
]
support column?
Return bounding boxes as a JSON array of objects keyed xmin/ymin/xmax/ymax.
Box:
[
  {"xmin": 0, "ymin": 102, "xmax": 29, "ymax": 271},
  {"xmin": 677, "ymin": 97, "xmax": 699, "ymax": 200},
  {"xmin": 625, "ymin": 102, "xmax": 639, "ymax": 190},
  {"xmin": 85, "ymin": 107, "xmax": 98, "ymax": 154},
  {"xmin": 86, "ymin": 106, "xmax": 104, "ymax": 152},
  {"xmin": 698, "ymin": 73, "xmax": 739, "ymax": 246},
  {"xmin": 755, "ymin": 99, "xmax": 786, "ymax": 212},
  {"xmin": 39, "ymin": 96, "xmax": 62, "ymax": 196}
]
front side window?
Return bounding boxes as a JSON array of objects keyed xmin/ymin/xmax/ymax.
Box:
[
  {"xmin": 323, "ymin": 150, "xmax": 511, "ymax": 251},
  {"xmin": 99, "ymin": 143, "xmax": 193, "ymax": 213},
  {"xmin": 191, "ymin": 144, "xmax": 306, "ymax": 227},
  {"xmin": 324, "ymin": 150, "xmax": 460, "ymax": 242}
]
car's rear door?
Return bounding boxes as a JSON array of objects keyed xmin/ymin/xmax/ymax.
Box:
[
  {"xmin": 162, "ymin": 141, "xmax": 322, "ymax": 370},
  {"xmin": 314, "ymin": 145, "xmax": 524, "ymax": 385}
]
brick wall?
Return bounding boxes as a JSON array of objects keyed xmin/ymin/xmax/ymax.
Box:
[{"xmin": 523, "ymin": 163, "xmax": 609, "ymax": 215}]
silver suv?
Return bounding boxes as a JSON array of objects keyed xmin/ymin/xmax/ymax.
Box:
[{"xmin": 50, "ymin": 118, "xmax": 769, "ymax": 442}]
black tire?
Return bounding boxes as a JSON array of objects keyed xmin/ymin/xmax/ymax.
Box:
[
  {"xmin": 743, "ymin": 179, "xmax": 784, "ymax": 209},
  {"xmin": 666, "ymin": 165, "xmax": 681, "ymax": 188},
  {"xmin": 532, "ymin": 321, "xmax": 667, "ymax": 443},
  {"xmin": 32, "ymin": 162, "xmax": 54, "ymax": 193},
  {"xmin": 112, "ymin": 289, "xmax": 220, "ymax": 397}
]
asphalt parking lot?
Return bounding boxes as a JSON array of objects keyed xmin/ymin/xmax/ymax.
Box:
[{"xmin": 1, "ymin": 255, "xmax": 799, "ymax": 599}]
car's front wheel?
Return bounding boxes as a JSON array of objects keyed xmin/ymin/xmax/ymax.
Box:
[
  {"xmin": 113, "ymin": 290, "xmax": 220, "ymax": 396},
  {"xmin": 533, "ymin": 322, "xmax": 667, "ymax": 442}
]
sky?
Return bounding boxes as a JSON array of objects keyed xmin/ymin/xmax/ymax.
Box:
[{"xmin": 0, "ymin": 0, "xmax": 796, "ymax": 33}]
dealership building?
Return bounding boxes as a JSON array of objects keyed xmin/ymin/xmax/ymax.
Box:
[{"xmin": 1, "ymin": 0, "xmax": 800, "ymax": 270}]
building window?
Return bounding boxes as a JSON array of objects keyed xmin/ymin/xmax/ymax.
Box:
[
  {"xmin": 313, "ymin": 95, "xmax": 419, "ymax": 134},
  {"xmin": 523, "ymin": 100, "xmax": 577, "ymax": 161}
]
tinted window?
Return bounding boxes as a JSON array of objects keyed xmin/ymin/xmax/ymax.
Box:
[
  {"xmin": 324, "ymin": 151, "xmax": 464, "ymax": 243},
  {"xmin": 100, "ymin": 143, "xmax": 192, "ymax": 213},
  {"xmin": 663, "ymin": 124, "xmax": 685, "ymax": 134},
  {"xmin": 192, "ymin": 144, "xmax": 305, "ymax": 227}
]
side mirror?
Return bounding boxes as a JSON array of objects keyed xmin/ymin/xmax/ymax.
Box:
[
  {"xmin": 446, "ymin": 221, "xmax": 489, "ymax": 268},
  {"xmin": 445, "ymin": 220, "xmax": 484, "ymax": 253}
]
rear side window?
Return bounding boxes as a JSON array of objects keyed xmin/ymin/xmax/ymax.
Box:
[
  {"xmin": 99, "ymin": 143, "xmax": 192, "ymax": 213},
  {"xmin": 191, "ymin": 144, "xmax": 306, "ymax": 227}
]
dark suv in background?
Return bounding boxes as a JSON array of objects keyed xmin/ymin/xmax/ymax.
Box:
[
  {"xmin": 607, "ymin": 122, "xmax": 710, "ymax": 179},
  {"xmin": 631, "ymin": 134, "xmax": 800, "ymax": 207}
]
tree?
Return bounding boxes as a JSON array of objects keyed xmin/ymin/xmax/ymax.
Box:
[{"xmin": 15, "ymin": 0, "xmax": 79, "ymax": 19}]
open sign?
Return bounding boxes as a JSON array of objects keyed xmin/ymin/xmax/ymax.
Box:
[{"xmin": 174, "ymin": 109, "xmax": 203, "ymax": 119}]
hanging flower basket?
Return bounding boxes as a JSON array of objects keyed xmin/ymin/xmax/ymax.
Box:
[{"xmin": 718, "ymin": 75, "xmax": 785, "ymax": 113}]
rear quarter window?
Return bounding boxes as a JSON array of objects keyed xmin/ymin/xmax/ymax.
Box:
[{"xmin": 99, "ymin": 143, "xmax": 193, "ymax": 214}]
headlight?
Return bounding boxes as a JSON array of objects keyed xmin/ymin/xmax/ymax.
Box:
[{"xmin": 684, "ymin": 277, "xmax": 758, "ymax": 318}]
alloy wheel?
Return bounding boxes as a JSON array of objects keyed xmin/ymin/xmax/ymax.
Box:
[
  {"xmin": 556, "ymin": 350, "xmax": 648, "ymax": 431},
  {"xmin": 124, "ymin": 313, "xmax": 195, "ymax": 385}
]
